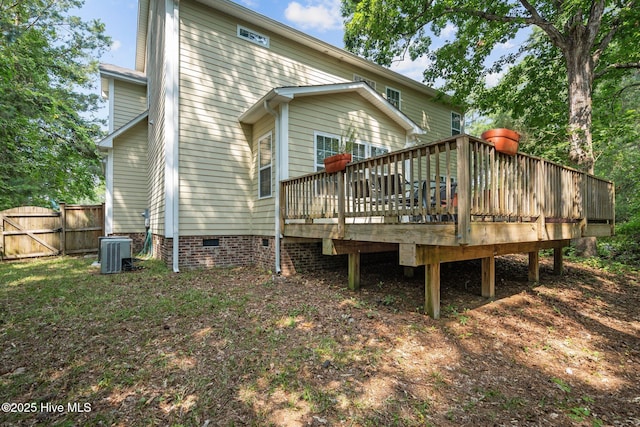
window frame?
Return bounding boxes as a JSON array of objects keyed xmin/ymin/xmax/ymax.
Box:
[
  {"xmin": 314, "ymin": 131, "xmax": 342, "ymax": 171},
  {"xmin": 314, "ymin": 130, "xmax": 390, "ymax": 170},
  {"xmin": 385, "ymin": 86, "xmax": 402, "ymax": 110},
  {"xmin": 451, "ymin": 112, "xmax": 462, "ymax": 135},
  {"xmin": 258, "ymin": 132, "xmax": 273, "ymax": 199}
]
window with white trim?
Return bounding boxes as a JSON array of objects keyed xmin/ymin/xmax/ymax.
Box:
[
  {"xmin": 353, "ymin": 74, "xmax": 376, "ymax": 90},
  {"xmin": 315, "ymin": 131, "xmax": 389, "ymax": 170},
  {"xmin": 371, "ymin": 145, "xmax": 390, "ymax": 157},
  {"xmin": 386, "ymin": 87, "xmax": 401, "ymax": 109},
  {"xmin": 258, "ymin": 132, "xmax": 272, "ymax": 198},
  {"xmin": 451, "ymin": 112, "xmax": 462, "ymax": 135},
  {"xmin": 238, "ymin": 25, "xmax": 269, "ymax": 48},
  {"xmin": 315, "ymin": 132, "xmax": 341, "ymax": 171}
]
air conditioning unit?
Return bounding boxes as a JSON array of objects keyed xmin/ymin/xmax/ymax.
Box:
[{"xmin": 100, "ymin": 237, "xmax": 132, "ymax": 274}]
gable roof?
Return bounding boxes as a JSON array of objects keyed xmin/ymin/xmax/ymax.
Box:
[
  {"xmin": 239, "ymin": 82, "xmax": 424, "ymax": 136},
  {"xmin": 97, "ymin": 110, "xmax": 149, "ymax": 149},
  {"xmin": 135, "ymin": 0, "xmax": 453, "ymax": 107},
  {"xmin": 99, "ymin": 63, "xmax": 147, "ymax": 99}
]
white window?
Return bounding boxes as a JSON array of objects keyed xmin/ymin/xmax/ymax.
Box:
[
  {"xmin": 386, "ymin": 87, "xmax": 401, "ymax": 109},
  {"xmin": 451, "ymin": 112, "xmax": 462, "ymax": 135},
  {"xmin": 315, "ymin": 131, "xmax": 389, "ymax": 170},
  {"xmin": 371, "ymin": 145, "xmax": 390, "ymax": 157},
  {"xmin": 353, "ymin": 74, "xmax": 376, "ymax": 90},
  {"xmin": 315, "ymin": 132, "xmax": 341, "ymax": 171},
  {"xmin": 258, "ymin": 132, "xmax": 272, "ymax": 198},
  {"xmin": 237, "ymin": 25, "xmax": 269, "ymax": 48}
]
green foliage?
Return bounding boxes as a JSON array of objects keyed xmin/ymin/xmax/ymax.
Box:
[
  {"xmin": 0, "ymin": 0, "xmax": 111, "ymax": 210},
  {"xmin": 342, "ymin": 0, "xmax": 640, "ymax": 172}
]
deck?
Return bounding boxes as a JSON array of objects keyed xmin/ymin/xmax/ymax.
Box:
[{"xmin": 280, "ymin": 135, "xmax": 615, "ymax": 318}]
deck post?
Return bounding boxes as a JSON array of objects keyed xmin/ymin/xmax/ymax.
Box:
[
  {"xmin": 337, "ymin": 170, "xmax": 345, "ymax": 238},
  {"xmin": 280, "ymin": 182, "xmax": 287, "ymax": 237},
  {"xmin": 425, "ymin": 262, "xmax": 441, "ymax": 319},
  {"xmin": 553, "ymin": 247, "xmax": 564, "ymax": 275},
  {"xmin": 456, "ymin": 136, "xmax": 471, "ymax": 245},
  {"xmin": 481, "ymin": 255, "xmax": 495, "ymax": 298},
  {"xmin": 528, "ymin": 251, "xmax": 540, "ymax": 282},
  {"xmin": 348, "ymin": 252, "xmax": 361, "ymax": 291}
]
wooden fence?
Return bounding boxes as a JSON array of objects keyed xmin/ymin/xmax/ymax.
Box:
[{"xmin": 0, "ymin": 204, "xmax": 104, "ymax": 261}]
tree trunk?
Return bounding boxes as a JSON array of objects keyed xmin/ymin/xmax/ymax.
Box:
[
  {"xmin": 565, "ymin": 34, "xmax": 598, "ymax": 256},
  {"xmin": 574, "ymin": 236, "xmax": 598, "ymax": 258},
  {"xmin": 565, "ymin": 46, "xmax": 595, "ymax": 174}
]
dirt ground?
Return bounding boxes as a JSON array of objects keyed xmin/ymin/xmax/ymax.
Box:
[{"xmin": 1, "ymin": 254, "xmax": 639, "ymax": 426}]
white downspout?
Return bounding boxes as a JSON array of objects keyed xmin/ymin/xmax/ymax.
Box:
[
  {"xmin": 165, "ymin": 0, "xmax": 180, "ymax": 273},
  {"xmin": 105, "ymin": 78, "xmax": 115, "ymax": 236},
  {"xmin": 264, "ymin": 99, "xmax": 282, "ymax": 274}
]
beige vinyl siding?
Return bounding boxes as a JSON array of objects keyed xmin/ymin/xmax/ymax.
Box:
[
  {"xmin": 112, "ymin": 121, "xmax": 148, "ymax": 233},
  {"xmin": 179, "ymin": 1, "xmax": 330, "ymax": 236},
  {"xmin": 146, "ymin": 0, "xmax": 166, "ymax": 236},
  {"xmin": 251, "ymin": 116, "xmax": 276, "ymax": 236},
  {"xmin": 113, "ymin": 81, "xmax": 146, "ymax": 129},
  {"xmin": 288, "ymin": 93, "xmax": 406, "ymax": 178},
  {"xmin": 177, "ymin": 0, "xmax": 460, "ymax": 236}
]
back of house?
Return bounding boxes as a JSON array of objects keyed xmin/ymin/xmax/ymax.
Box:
[{"xmin": 99, "ymin": 0, "xmax": 462, "ymax": 273}]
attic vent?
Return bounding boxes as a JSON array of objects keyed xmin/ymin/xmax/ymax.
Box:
[
  {"xmin": 353, "ymin": 74, "xmax": 376, "ymax": 90},
  {"xmin": 237, "ymin": 25, "xmax": 269, "ymax": 48}
]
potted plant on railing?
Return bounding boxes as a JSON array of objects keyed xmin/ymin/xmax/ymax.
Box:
[
  {"xmin": 323, "ymin": 125, "xmax": 357, "ymax": 173},
  {"xmin": 481, "ymin": 128, "xmax": 521, "ymax": 156}
]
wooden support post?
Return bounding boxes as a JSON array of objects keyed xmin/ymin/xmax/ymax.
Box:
[
  {"xmin": 59, "ymin": 202, "xmax": 66, "ymax": 256},
  {"xmin": 280, "ymin": 182, "xmax": 287, "ymax": 238},
  {"xmin": 481, "ymin": 255, "xmax": 495, "ymax": 298},
  {"xmin": 456, "ymin": 136, "xmax": 471, "ymax": 245},
  {"xmin": 348, "ymin": 252, "xmax": 360, "ymax": 291},
  {"xmin": 337, "ymin": 170, "xmax": 345, "ymax": 238},
  {"xmin": 528, "ymin": 251, "xmax": 540, "ymax": 282},
  {"xmin": 553, "ymin": 247, "xmax": 564, "ymax": 275},
  {"xmin": 425, "ymin": 262, "xmax": 441, "ymax": 319}
]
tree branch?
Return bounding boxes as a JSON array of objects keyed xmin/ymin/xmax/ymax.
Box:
[
  {"xmin": 517, "ymin": 0, "xmax": 567, "ymax": 49},
  {"xmin": 586, "ymin": 0, "xmax": 606, "ymax": 47},
  {"xmin": 595, "ymin": 62, "xmax": 640, "ymax": 79},
  {"xmin": 592, "ymin": 0, "xmax": 636, "ymax": 65}
]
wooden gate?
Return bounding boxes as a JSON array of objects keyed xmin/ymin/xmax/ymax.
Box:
[{"xmin": 0, "ymin": 204, "xmax": 104, "ymax": 260}]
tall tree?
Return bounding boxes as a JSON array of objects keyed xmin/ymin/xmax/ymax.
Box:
[
  {"xmin": 0, "ymin": 0, "xmax": 110, "ymax": 210},
  {"xmin": 342, "ymin": 0, "xmax": 639, "ymax": 174}
]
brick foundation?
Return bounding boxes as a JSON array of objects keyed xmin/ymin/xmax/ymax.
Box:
[
  {"xmin": 115, "ymin": 233, "xmax": 346, "ymax": 274},
  {"xmin": 110, "ymin": 232, "xmax": 400, "ymax": 275}
]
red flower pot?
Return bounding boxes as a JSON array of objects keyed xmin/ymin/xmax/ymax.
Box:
[
  {"xmin": 481, "ymin": 128, "xmax": 521, "ymax": 156},
  {"xmin": 323, "ymin": 153, "xmax": 352, "ymax": 173}
]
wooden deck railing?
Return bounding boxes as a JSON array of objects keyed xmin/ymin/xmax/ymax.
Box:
[{"xmin": 281, "ymin": 135, "xmax": 615, "ymax": 235}]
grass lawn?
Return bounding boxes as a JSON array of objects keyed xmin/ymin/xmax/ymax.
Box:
[{"xmin": 0, "ymin": 255, "xmax": 639, "ymax": 426}]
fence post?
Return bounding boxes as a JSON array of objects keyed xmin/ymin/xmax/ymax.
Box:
[
  {"xmin": 59, "ymin": 202, "xmax": 66, "ymax": 256},
  {"xmin": 456, "ymin": 136, "xmax": 470, "ymax": 245},
  {"xmin": 101, "ymin": 202, "xmax": 106, "ymax": 237}
]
